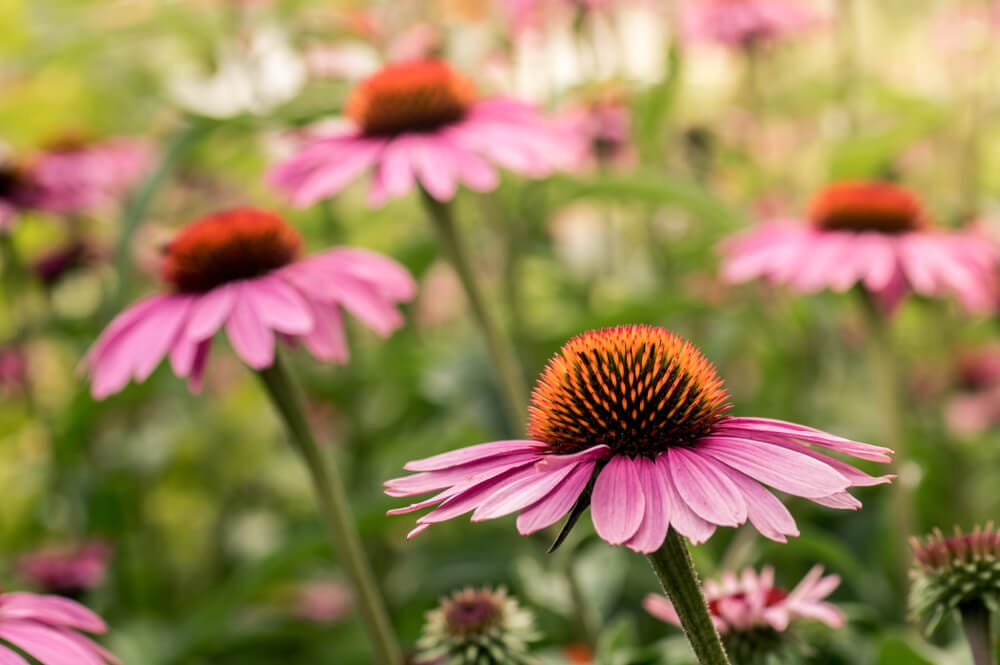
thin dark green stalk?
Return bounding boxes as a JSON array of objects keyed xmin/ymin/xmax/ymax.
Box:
[
  {"xmin": 257, "ymin": 354, "xmax": 401, "ymax": 665},
  {"xmin": 857, "ymin": 290, "xmax": 914, "ymax": 588},
  {"xmin": 419, "ymin": 189, "xmax": 528, "ymax": 431},
  {"xmin": 959, "ymin": 600, "xmax": 995, "ymax": 665},
  {"xmin": 647, "ymin": 530, "xmax": 731, "ymax": 665}
]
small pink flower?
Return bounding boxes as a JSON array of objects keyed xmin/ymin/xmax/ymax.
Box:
[
  {"xmin": 683, "ymin": 0, "xmax": 822, "ymax": 49},
  {"xmin": 0, "ymin": 345, "xmax": 29, "ymax": 395},
  {"xmin": 644, "ymin": 565, "xmax": 844, "ymax": 634},
  {"xmin": 28, "ymin": 135, "xmax": 151, "ymax": 217},
  {"xmin": 0, "ymin": 588, "xmax": 118, "ymax": 665},
  {"xmin": 559, "ymin": 94, "xmax": 634, "ymax": 168},
  {"xmin": 84, "ymin": 208, "xmax": 416, "ymax": 398},
  {"xmin": 17, "ymin": 542, "xmax": 111, "ymax": 597},
  {"xmin": 386, "ymin": 325, "xmax": 892, "ymax": 552},
  {"xmin": 294, "ymin": 580, "xmax": 352, "ymax": 624},
  {"xmin": 722, "ymin": 181, "xmax": 999, "ymax": 315},
  {"xmin": 269, "ymin": 59, "xmax": 575, "ymax": 208}
]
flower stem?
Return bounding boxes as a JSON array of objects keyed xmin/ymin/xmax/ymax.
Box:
[
  {"xmin": 257, "ymin": 354, "xmax": 401, "ymax": 665},
  {"xmin": 647, "ymin": 530, "xmax": 731, "ymax": 665},
  {"xmin": 959, "ymin": 600, "xmax": 995, "ymax": 665},
  {"xmin": 857, "ymin": 290, "xmax": 914, "ymax": 589},
  {"xmin": 419, "ymin": 189, "xmax": 528, "ymax": 431}
]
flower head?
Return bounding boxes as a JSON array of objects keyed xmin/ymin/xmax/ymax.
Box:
[
  {"xmin": 683, "ymin": 0, "xmax": 823, "ymax": 49},
  {"xmin": 415, "ymin": 587, "xmax": 538, "ymax": 665},
  {"xmin": 387, "ymin": 325, "xmax": 892, "ymax": 552},
  {"xmin": 28, "ymin": 135, "xmax": 150, "ymax": 217},
  {"xmin": 722, "ymin": 180, "xmax": 999, "ymax": 315},
  {"xmin": 910, "ymin": 523, "xmax": 1000, "ymax": 632},
  {"xmin": 85, "ymin": 207, "xmax": 416, "ymax": 398},
  {"xmin": 645, "ymin": 565, "xmax": 844, "ymax": 663},
  {"xmin": 269, "ymin": 58, "xmax": 575, "ymax": 208},
  {"xmin": 0, "ymin": 588, "xmax": 118, "ymax": 665},
  {"xmin": 17, "ymin": 542, "xmax": 111, "ymax": 597}
]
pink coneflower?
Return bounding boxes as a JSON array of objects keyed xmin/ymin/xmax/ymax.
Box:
[
  {"xmin": 560, "ymin": 94, "xmax": 634, "ymax": 168},
  {"xmin": 17, "ymin": 542, "xmax": 111, "ymax": 598},
  {"xmin": 269, "ymin": 59, "xmax": 574, "ymax": 208},
  {"xmin": 84, "ymin": 207, "xmax": 416, "ymax": 398},
  {"xmin": 945, "ymin": 344, "xmax": 1000, "ymax": 437},
  {"xmin": 386, "ymin": 324, "xmax": 892, "ymax": 552},
  {"xmin": 683, "ymin": 0, "xmax": 822, "ymax": 48},
  {"xmin": 722, "ymin": 181, "xmax": 999, "ymax": 315},
  {"xmin": 645, "ymin": 565, "xmax": 844, "ymax": 633},
  {"xmin": 0, "ymin": 588, "xmax": 118, "ymax": 665},
  {"xmin": 29, "ymin": 135, "xmax": 150, "ymax": 217},
  {"xmin": 645, "ymin": 565, "xmax": 843, "ymax": 661}
]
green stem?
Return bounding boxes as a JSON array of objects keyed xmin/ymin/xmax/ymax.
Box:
[
  {"xmin": 419, "ymin": 189, "xmax": 528, "ymax": 431},
  {"xmin": 109, "ymin": 120, "xmax": 210, "ymax": 311},
  {"xmin": 257, "ymin": 354, "xmax": 402, "ymax": 665},
  {"xmin": 857, "ymin": 290, "xmax": 914, "ymax": 588},
  {"xmin": 647, "ymin": 530, "xmax": 731, "ymax": 665},
  {"xmin": 959, "ymin": 600, "xmax": 995, "ymax": 665}
]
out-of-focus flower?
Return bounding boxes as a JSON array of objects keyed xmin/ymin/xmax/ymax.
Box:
[
  {"xmin": 415, "ymin": 587, "xmax": 538, "ymax": 665},
  {"xmin": 910, "ymin": 523, "xmax": 1000, "ymax": 632},
  {"xmin": 645, "ymin": 565, "xmax": 843, "ymax": 663},
  {"xmin": 0, "ymin": 589, "xmax": 119, "ymax": 664},
  {"xmin": 270, "ymin": 59, "xmax": 575, "ymax": 207},
  {"xmin": 294, "ymin": 579, "xmax": 352, "ymax": 624},
  {"xmin": 682, "ymin": 0, "xmax": 823, "ymax": 49},
  {"xmin": 306, "ymin": 24, "xmax": 441, "ymax": 82},
  {"xmin": 31, "ymin": 240, "xmax": 102, "ymax": 289},
  {"xmin": 168, "ymin": 25, "xmax": 307, "ymax": 118},
  {"xmin": 17, "ymin": 541, "xmax": 111, "ymax": 597},
  {"xmin": 0, "ymin": 344, "xmax": 29, "ymax": 395},
  {"xmin": 84, "ymin": 208, "xmax": 416, "ymax": 398},
  {"xmin": 722, "ymin": 181, "xmax": 999, "ymax": 316},
  {"xmin": 28, "ymin": 135, "xmax": 150, "ymax": 217},
  {"xmin": 946, "ymin": 344, "xmax": 1000, "ymax": 437},
  {"xmin": 560, "ymin": 92, "xmax": 633, "ymax": 168},
  {"xmin": 387, "ymin": 324, "xmax": 892, "ymax": 551}
]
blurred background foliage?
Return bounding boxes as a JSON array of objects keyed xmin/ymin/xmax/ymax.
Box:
[{"xmin": 2, "ymin": 0, "xmax": 1000, "ymax": 663}]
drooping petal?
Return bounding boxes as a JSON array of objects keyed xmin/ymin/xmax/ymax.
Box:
[
  {"xmin": 248, "ymin": 277, "xmax": 314, "ymax": 335},
  {"xmin": 625, "ymin": 457, "xmax": 671, "ymax": 553},
  {"xmin": 403, "ymin": 441, "xmax": 544, "ymax": 472},
  {"xmin": 0, "ymin": 645, "xmax": 30, "ymax": 665},
  {"xmin": 0, "ymin": 622, "xmax": 105, "ymax": 665},
  {"xmin": 654, "ymin": 454, "xmax": 716, "ymax": 544},
  {"xmin": 590, "ymin": 456, "xmax": 645, "ymax": 545},
  {"xmin": 185, "ymin": 284, "xmax": 236, "ymax": 341},
  {"xmin": 725, "ymin": 470, "xmax": 800, "ymax": 542},
  {"xmin": 225, "ymin": 285, "xmax": 275, "ymax": 369},
  {"xmin": 516, "ymin": 461, "xmax": 595, "ymax": 535},
  {"xmin": 668, "ymin": 448, "xmax": 748, "ymax": 527},
  {"xmin": 0, "ymin": 593, "xmax": 106, "ymax": 633}
]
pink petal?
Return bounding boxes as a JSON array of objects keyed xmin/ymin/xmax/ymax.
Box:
[
  {"xmin": 225, "ymin": 285, "xmax": 275, "ymax": 369},
  {"xmin": 515, "ymin": 461, "xmax": 595, "ymax": 534},
  {"xmin": 416, "ymin": 462, "xmax": 537, "ymax": 524},
  {"xmin": 718, "ymin": 417, "xmax": 894, "ymax": 462},
  {"xmin": 471, "ymin": 460, "xmax": 582, "ymax": 521},
  {"xmin": 300, "ymin": 302, "xmax": 349, "ymax": 363},
  {"xmin": 642, "ymin": 594, "xmax": 680, "ymax": 626},
  {"xmin": 590, "ymin": 456, "xmax": 645, "ymax": 545},
  {"xmin": 654, "ymin": 454, "xmax": 716, "ymax": 544},
  {"xmin": 725, "ymin": 470, "xmax": 799, "ymax": 542},
  {"xmin": 384, "ymin": 452, "xmax": 540, "ymax": 497},
  {"xmin": 411, "ymin": 136, "xmax": 459, "ymax": 201},
  {"xmin": 0, "ymin": 593, "xmax": 106, "ymax": 633},
  {"xmin": 247, "ymin": 278, "xmax": 314, "ymax": 335},
  {"xmin": 185, "ymin": 284, "xmax": 236, "ymax": 341},
  {"xmin": 0, "ymin": 622, "xmax": 104, "ymax": 665},
  {"xmin": 403, "ymin": 440, "xmax": 544, "ymax": 472},
  {"xmin": 0, "ymin": 645, "xmax": 30, "ymax": 665},
  {"xmin": 668, "ymin": 448, "xmax": 748, "ymax": 527},
  {"xmin": 625, "ymin": 457, "xmax": 671, "ymax": 553}
]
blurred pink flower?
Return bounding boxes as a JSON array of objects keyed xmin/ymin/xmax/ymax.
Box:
[
  {"xmin": 722, "ymin": 181, "xmax": 999, "ymax": 316},
  {"xmin": 269, "ymin": 59, "xmax": 575, "ymax": 208},
  {"xmin": 294, "ymin": 580, "xmax": 352, "ymax": 624},
  {"xmin": 18, "ymin": 542, "xmax": 111, "ymax": 597},
  {"xmin": 85, "ymin": 208, "xmax": 416, "ymax": 398},
  {"xmin": 0, "ymin": 589, "xmax": 118, "ymax": 665},
  {"xmin": 0, "ymin": 345, "xmax": 28, "ymax": 395},
  {"xmin": 560, "ymin": 95, "xmax": 633, "ymax": 168},
  {"xmin": 683, "ymin": 0, "xmax": 822, "ymax": 48},
  {"xmin": 387, "ymin": 325, "xmax": 892, "ymax": 552},
  {"xmin": 644, "ymin": 565, "xmax": 844, "ymax": 633},
  {"xmin": 28, "ymin": 136, "xmax": 150, "ymax": 217},
  {"xmin": 946, "ymin": 344, "xmax": 1000, "ymax": 437},
  {"xmin": 31, "ymin": 240, "xmax": 102, "ymax": 289}
]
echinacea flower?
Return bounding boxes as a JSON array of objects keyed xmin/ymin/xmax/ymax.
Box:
[
  {"xmin": 946, "ymin": 344, "xmax": 1000, "ymax": 437},
  {"xmin": 415, "ymin": 587, "xmax": 538, "ymax": 665},
  {"xmin": 645, "ymin": 565, "xmax": 843, "ymax": 663},
  {"xmin": 84, "ymin": 207, "xmax": 416, "ymax": 398},
  {"xmin": 269, "ymin": 58, "xmax": 575, "ymax": 208},
  {"xmin": 722, "ymin": 181, "xmax": 999, "ymax": 315},
  {"xmin": 910, "ymin": 523, "xmax": 1000, "ymax": 633},
  {"xmin": 28, "ymin": 135, "xmax": 150, "ymax": 217},
  {"xmin": 387, "ymin": 324, "xmax": 892, "ymax": 552},
  {"xmin": 17, "ymin": 542, "xmax": 111, "ymax": 598},
  {"xmin": 683, "ymin": 0, "xmax": 822, "ymax": 49},
  {"xmin": 0, "ymin": 588, "xmax": 118, "ymax": 665}
]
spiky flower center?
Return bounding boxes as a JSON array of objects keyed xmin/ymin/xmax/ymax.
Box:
[
  {"xmin": 808, "ymin": 181, "xmax": 927, "ymax": 234},
  {"xmin": 161, "ymin": 208, "xmax": 302, "ymax": 293},
  {"xmin": 443, "ymin": 590, "xmax": 503, "ymax": 637},
  {"xmin": 346, "ymin": 59, "xmax": 476, "ymax": 136},
  {"xmin": 527, "ymin": 325, "xmax": 730, "ymax": 457}
]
